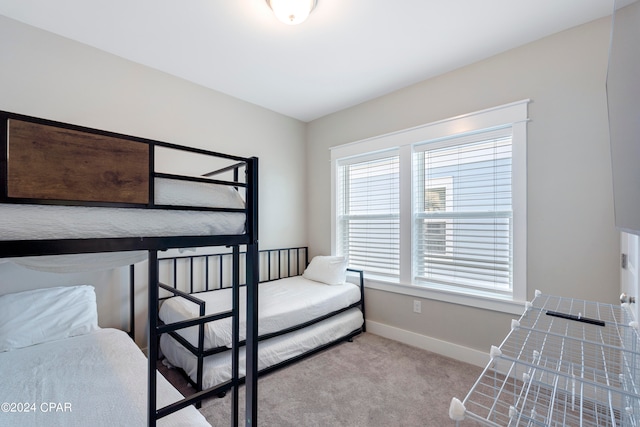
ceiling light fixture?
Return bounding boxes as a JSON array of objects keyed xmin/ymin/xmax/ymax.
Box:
[{"xmin": 266, "ymin": 0, "xmax": 317, "ymax": 25}]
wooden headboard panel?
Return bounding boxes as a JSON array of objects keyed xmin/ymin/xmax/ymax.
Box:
[{"xmin": 6, "ymin": 119, "xmax": 149, "ymax": 204}]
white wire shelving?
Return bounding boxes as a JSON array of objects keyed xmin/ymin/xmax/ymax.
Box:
[{"xmin": 450, "ymin": 292, "xmax": 640, "ymax": 426}]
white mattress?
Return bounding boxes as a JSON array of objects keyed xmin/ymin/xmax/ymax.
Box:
[
  {"xmin": 0, "ymin": 328, "xmax": 210, "ymax": 427},
  {"xmin": 160, "ymin": 307, "xmax": 364, "ymax": 389},
  {"xmin": 158, "ymin": 276, "xmax": 362, "ymax": 349},
  {"xmin": 0, "ymin": 178, "xmax": 245, "ymax": 241}
]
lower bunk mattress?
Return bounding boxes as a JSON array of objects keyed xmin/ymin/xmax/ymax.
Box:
[
  {"xmin": 160, "ymin": 307, "xmax": 363, "ymax": 389},
  {"xmin": 159, "ymin": 275, "xmax": 362, "ymax": 349},
  {"xmin": 0, "ymin": 328, "xmax": 210, "ymax": 427}
]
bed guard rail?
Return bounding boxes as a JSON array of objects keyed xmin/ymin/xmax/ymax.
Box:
[{"xmin": 158, "ymin": 246, "xmax": 309, "ymax": 294}]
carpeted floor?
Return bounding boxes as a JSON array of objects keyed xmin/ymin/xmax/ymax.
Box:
[{"xmin": 159, "ymin": 332, "xmax": 483, "ymax": 426}]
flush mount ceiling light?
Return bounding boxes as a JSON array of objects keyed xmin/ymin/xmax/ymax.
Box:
[{"xmin": 266, "ymin": 0, "xmax": 318, "ymax": 25}]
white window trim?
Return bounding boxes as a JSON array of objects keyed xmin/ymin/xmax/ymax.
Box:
[{"xmin": 331, "ymin": 100, "xmax": 529, "ymax": 314}]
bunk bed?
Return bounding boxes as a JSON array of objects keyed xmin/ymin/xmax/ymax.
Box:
[
  {"xmin": 155, "ymin": 248, "xmax": 366, "ymax": 393},
  {"xmin": 0, "ymin": 110, "xmax": 260, "ymax": 426}
]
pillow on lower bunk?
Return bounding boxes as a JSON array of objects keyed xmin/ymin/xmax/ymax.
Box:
[
  {"xmin": 0, "ymin": 285, "xmax": 99, "ymax": 352},
  {"xmin": 302, "ymin": 255, "xmax": 348, "ymax": 285}
]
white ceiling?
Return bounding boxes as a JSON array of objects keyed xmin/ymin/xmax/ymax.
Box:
[{"xmin": 0, "ymin": 0, "xmax": 616, "ymax": 122}]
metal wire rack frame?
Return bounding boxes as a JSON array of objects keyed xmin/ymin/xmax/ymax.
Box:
[{"xmin": 451, "ymin": 292, "xmax": 640, "ymax": 427}]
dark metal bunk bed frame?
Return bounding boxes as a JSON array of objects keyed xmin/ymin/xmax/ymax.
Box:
[
  {"xmin": 156, "ymin": 246, "xmax": 366, "ymax": 397},
  {"xmin": 0, "ymin": 110, "xmax": 260, "ymax": 427}
]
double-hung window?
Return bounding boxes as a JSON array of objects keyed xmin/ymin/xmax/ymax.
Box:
[
  {"xmin": 331, "ymin": 101, "xmax": 528, "ymax": 311},
  {"xmin": 413, "ymin": 129, "xmax": 513, "ymax": 295},
  {"xmin": 336, "ymin": 152, "xmax": 400, "ymax": 278}
]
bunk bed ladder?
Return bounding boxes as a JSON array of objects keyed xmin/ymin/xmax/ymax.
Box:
[
  {"xmin": 148, "ymin": 246, "xmax": 248, "ymax": 427},
  {"xmin": 146, "ymin": 155, "xmax": 258, "ymax": 427}
]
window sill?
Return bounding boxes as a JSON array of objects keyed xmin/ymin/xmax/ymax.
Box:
[{"xmin": 362, "ymin": 275, "xmax": 527, "ymax": 315}]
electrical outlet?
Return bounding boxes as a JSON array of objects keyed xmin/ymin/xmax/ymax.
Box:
[{"xmin": 413, "ymin": 300, "xmax": 421, "ymax": 313}]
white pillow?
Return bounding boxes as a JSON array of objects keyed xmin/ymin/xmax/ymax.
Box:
[
  {"xmin": 302, "ymin": 256, "xmax": 348, "ymax": 285},
  {"xmin": 0, "ymin": 285, "xmax": 99, "ymax": 352}
]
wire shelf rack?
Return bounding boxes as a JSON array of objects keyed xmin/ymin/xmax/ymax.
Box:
[{"xmin": 450, "ymin": 292, "xmax": 640, "ymax": 426}]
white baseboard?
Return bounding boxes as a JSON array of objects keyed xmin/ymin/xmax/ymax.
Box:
[{"xmin": 365, "ymin": 320, "xmax": 489, "ymax": 368}]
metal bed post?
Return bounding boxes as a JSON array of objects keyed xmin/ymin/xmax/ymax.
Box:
[
  {"xmin": 190, "ymin": 257, "xmax": 194, "ymax": 294},
  {"xmin": 245, "ymin": 156, "xmax": 259, "ymax": 426},
  {"xmin": 205, "ymin": 255, "xmax": 210, "ymax": 291},
  {"xmin": 231, "ymin": 246, "xmax": 241, "ymax": 426},
  {"xmin": 195, "ymin": 287, "xmax": 206, "ymax": 409},
  {"xmin": 148, "ymin": 249, "xmax": 159, "ymax": 427},
  {"xmin": 348, "ymin": 268, "xmax": 366, "ymax": 333},
  {"xmin": 129, "ymin": 264, "xmax": 136, "ymax": 340},
  {"xmin": 173, "ymin": 259, "xmax": 177, "ymax": 289},
  {"xmin": 245, "ymin": 242, "xmax": 259, "ymax": 426},
  {"xmin": 219, "ymin": 254, "xmax": 224, "ymax": 290}
]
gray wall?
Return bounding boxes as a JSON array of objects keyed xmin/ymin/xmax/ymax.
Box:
[
  {"xmin": 0, "ymin": 16, "xmax": 307, "ymax": 345},
  {"xmin": 306, "ymin": 16, "xmax": 620, "ymax": 353}
]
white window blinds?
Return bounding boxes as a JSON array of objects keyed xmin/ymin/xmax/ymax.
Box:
[
  {"xmin": 337, "ymin": 153, "xmax": 400, "ymax": 278},
  {"xmin": 413, "ymin": 128, "xmax": 513, "ymax": 293}
]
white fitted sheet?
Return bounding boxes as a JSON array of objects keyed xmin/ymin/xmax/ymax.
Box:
[
  {"xmin": 0, "ymin": 178, "xmax": 245, "ymax": 241},
  {"xmin": 158, "ymin": 276, "xmax": 362, "ymax": 349},
  {"xmin": 0, "ymin": 328, "xmax": 210, "ymax": 427},
  {"xmin": 160, "ymin": 308, "xmax": 364, "ymax": 389}
]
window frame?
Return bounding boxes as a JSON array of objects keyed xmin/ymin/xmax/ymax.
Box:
[{"xmin": 330, "ymin": 100, "xmax": 528, "ymax": 314}]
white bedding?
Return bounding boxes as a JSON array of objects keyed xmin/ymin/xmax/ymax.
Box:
[
  {"xmin": 158, "ymin": 276, "xmax": 362, "ymax": 349},
  {"xmin": 161, "ymin": 308, "xmax": 364, "ymax": 389},
  {"xmin": 0, "ymin": 328, "xmax": 210, "ymax": 427},
  {"xmin": 0, "ymin": 178, "xmax": 246, "ymax": 241}
]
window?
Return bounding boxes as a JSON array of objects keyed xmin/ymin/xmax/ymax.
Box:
[
  {"xmin": 331, "ymin": 101, "xmax": 528, "ymax": 311},
  {"xmin": 336, "ymin": 152, "xmax": 400, "ymax": 278},
  {"xmin": 414, "ymin": 130, "xmax": 513, "ymax": 295}
]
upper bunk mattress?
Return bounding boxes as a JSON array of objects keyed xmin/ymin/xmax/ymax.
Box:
[
  {"xmin": 159, "ymin": 275, "xmax": 362, "ymax": 349},
  {"xmin": 0, "ymin": 328, "xmax": 210, "ymax": 427},
  {"xmin": 0, "ymin": 178, "xmax": 245, "ymax": 240}
]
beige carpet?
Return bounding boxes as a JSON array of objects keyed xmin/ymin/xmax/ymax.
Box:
[{"xmin": 160, "ymin": 332, "xmax": 483, "ymax": 426}]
